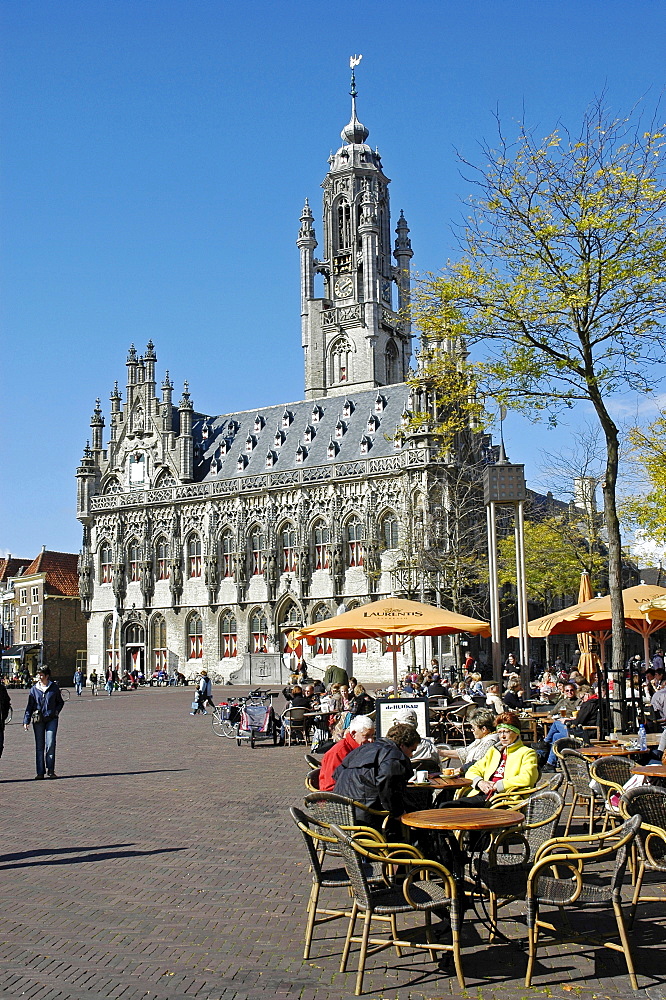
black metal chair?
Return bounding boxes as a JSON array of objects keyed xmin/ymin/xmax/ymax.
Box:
[{"xmin": 524, "ymin": 813, "xmax": 642, "ymax": 990}]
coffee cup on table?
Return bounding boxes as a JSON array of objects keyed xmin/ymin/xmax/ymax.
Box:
[{"xmin": 415, "ymin": 770, "xmax": 428, "ymax": 783}]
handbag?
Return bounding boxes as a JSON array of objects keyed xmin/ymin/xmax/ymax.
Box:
[
  {"xmin": 190, "ymin": 700, "xmax": 199, "ymax": 712},
  {"xmin": 31, "ymin": 709, "xmax": 43, "ymax": 724}
]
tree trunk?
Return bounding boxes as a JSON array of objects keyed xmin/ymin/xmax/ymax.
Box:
[{"xmin": 593, "ymin": 398, "xmax": 627, "ymax": 732}]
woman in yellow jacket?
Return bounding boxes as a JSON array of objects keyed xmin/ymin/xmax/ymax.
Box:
[{"xmin": 442, "ymin": 712, "xmax": 538, "ymax": 809}]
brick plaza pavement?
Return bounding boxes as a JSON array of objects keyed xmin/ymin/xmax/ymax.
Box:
[{"xmin": 0, "ymin": 685, "xmax": 665, "ymax": 1000}]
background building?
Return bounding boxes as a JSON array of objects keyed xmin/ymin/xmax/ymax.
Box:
[{"xmin": 76, "ymin": 79, "xmax": 497, "ymax": 685}]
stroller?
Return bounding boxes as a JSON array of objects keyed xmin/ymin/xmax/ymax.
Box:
[{"xmin": 236, "ymin": 688, "xmax": 279, "ymax": 748}]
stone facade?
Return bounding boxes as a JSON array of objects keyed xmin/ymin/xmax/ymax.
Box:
[{"xmin": 76, "ymin": 79, "xmax": 495, "ymax": 685}]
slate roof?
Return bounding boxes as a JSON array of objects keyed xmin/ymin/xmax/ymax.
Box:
[
  {"xmin": 191, "ymin": 383, "xmax": 410, "ymax": 483},
  {"xmin": 0, "ymin": 557, "xmax": 32, "ymax": 584},
  {"xmin": 22, "ymin": 551, "xmax": 80, "ymax": 597}
]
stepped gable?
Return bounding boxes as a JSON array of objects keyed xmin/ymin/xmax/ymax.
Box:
[
  {"xmin": 191, "ymin": 383, "xmax": 409, "ymax": 482},
  {"xmin": 23, "ymin": 550, "xmax": 80, "ymax": 597}
]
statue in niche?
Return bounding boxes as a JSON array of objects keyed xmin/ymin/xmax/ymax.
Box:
[{"xmin": 265, "ymin": 551, "xmax": 279, "ymax": 601}]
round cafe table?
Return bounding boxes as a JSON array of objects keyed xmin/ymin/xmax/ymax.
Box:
[
  {"xmin": 630, "ymin": 764, "xmax": 666, "ymax": 778},
  {"xmin": 400, "ymin": 807, "xmax": 524, "ymax": 913},
  {"xmin": 577, "ymin": 745, "xmax": 645, "ymax": 759}
]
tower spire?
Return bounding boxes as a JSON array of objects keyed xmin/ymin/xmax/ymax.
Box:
[{"xmin": 341, "ymin": 54, "xmax": 369, "ymax": 145}]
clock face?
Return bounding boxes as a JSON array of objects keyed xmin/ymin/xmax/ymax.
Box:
[{"xmin": 335, "ymin": 276, "xmax": 354, "ymax": 298}]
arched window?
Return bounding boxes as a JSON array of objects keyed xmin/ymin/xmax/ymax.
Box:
[
  {"xmin": 250, "ymin": 528, "xmax": 264, "ymax": 576},
  {"xmin": 219, "ymin": 613, "xmax": 237, "ymax": 658},
  {"xmin": 188, "ymin": 534, "xmax": 202, "ymax": 578},
  {"xmin": 347, "ymin": 602, "xmax": 367, "ymax": 653},
  {"xmin": 381, "ymin": 512, "xmax": 399, "ymax": 550},
  {"xmin": 250, "ymin": 611, "xmax": 268, "ymax": 653},
  {"xmin": 330, "ymin": 338, "xmax": 351, "ymax": 385},
  {"xmin": 125, "ymin": 622, "xmax": 145, "ymax": 645},
  {"xmin": 102, "ymin": 477, "xmax": 121, "ymax": 495},
  {"xmin": 187, "ymin": 613, "xmax": 203, "ymax": 659},
  {"xmin": 337, "ymin": 198, "xmax": 351, "ymax": 249},
  {"xmin": 154, "ymin": 468, "xmax": 177, "ymax": 488},
  {"xmin": 312, "ymin": 603, "xmax": 332, "ymax": 656},
  {"xmin": 104, "ymin": 615, "xmax": 120, "ymax": 671},
  {"xmin": 152, "ymin": 615, "xmax": 167, "ymax": 671},
  {"xmin": 313, "ymin": 521, "xmax": 330, "ymax": 570},
  {"xmin": 347, "ymin": 517, "xmax": 364, "ymax": 567},
  {"xmin": 385, "ymin": 340, "xmax": 399, "ymax": 384},
  {"xmin": 279, "ymin": 603, "xmax": 300, "ymax": 653},
  {"xmin": 221, "ymin": 531, "xmax": 234, "ymax": 578},
  {"xmin": 281, "ymin": 525, "xmax": 297, "ymax": 573},
  {"xmin": 128, "ymin": 540, "xmax": 141, "ymax": 583},
  {"xmin": 100, "ymin": 542, "xmax": 113, "ymax": 584},
  {"xmin": 156, "ymin": 537, "xmax": 170, "ymax": 580}
]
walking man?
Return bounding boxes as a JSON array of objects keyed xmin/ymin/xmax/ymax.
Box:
[
  {"xmin": 73, "ymin": 667, "xmax": 84, "ymax": 696},
  {"xmin": 0, "ymin": 677, "xmax": 11, "ymax": 765}
]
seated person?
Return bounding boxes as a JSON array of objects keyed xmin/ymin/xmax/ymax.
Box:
[
  {"xmin": 349, "ymin": 684, "xmax": 375, "ymax": 717},
  {"xmin": 468, "ymin": 673, "xmax": 485, "ymax": 697},
  {"xmin": 440, "ymin": 712, "xmax": 538, "ymax": 809},
  {"xmin": 438, "ymin": 708, "xmax": 499, "ymax": 771},
  {"xmin": 394, "ymin": 707, "xmax": 440, "ymax": 769},
  {"xmin": 485, "ymin": 683, "xmax": 503, "ymax": 715},
  {"xmin": 503, "ymin": 678, "xmax": 524, "ymax": 711},
  {"xmin": 427, "ymin": 673, "xmax": 448, "ymax": 697},
  {"xmin": 541, "ymin": 689, "xmax": 601, "ymax": 769},
  {"xmin": 333, "ymin": 722, "xmax": 420, "ymax": 823},
  {"xmin": 319, "ymin": 715, "xmax": 375, "ymax": 791},
  {"xmin": 551, "ymin": 681, "xmax": 580, "ymax": 716}
]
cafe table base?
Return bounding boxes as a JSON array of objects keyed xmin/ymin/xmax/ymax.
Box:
[{"xmin": 400, "ymin": 808, "xmax": 525, "ymax": 921}]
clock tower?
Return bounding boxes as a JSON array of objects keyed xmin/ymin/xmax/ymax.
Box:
[{"xmin": 299, "ymin": 58, "xmax": 413, "ymax": 399}]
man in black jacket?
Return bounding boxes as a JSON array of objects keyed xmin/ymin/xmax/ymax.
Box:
[
  {"xmin": 333, "ymin": 722, "xmax": 420, "ymax": 823},
  {"xmin": 0, "ymin": 678, "xmax": 11, "ymax": 762}
]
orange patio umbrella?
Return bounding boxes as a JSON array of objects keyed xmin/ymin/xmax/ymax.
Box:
[
  {"xmin": 510, "ymin": 584, "xmax": 666, "ymax": 674},
  {"xmin": 294, "ymin": 597, "xmax": 491, "ymax": 691},
  {"xmin": 575, "ymin": 572, "xmax": 599, "ymax": 681}
]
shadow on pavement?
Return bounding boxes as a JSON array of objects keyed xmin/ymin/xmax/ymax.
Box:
[
  {"xmin": 0, "ymin": 846, "xmax": 186, "ymax": 871},
  {"xmin": 1, "ymin": 767, "xmax": 189, "ymax": 782}
]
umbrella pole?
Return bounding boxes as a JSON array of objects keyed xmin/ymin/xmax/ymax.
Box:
[{"xmin": 392, "ymin": 635, "xmax": 399, "ymax": 693}]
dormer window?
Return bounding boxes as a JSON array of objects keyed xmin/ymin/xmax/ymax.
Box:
[
  {"xmin": 274, "ymin": 427, "xmax": 284, "ymax": 448},
  {"xmin": 360, "ymin": 435, "xmax": 372, "ymax": 455},
  {"xmin": 281, "ymin": 409, "xmax": 293, "ymax": 428},
  {"xmin": 245, "ymin": 434, "xmax": 256, "ymax": 453},
  {"xmin": 201, "ymin": 421, "xmax": 210, "ymax": 440},
  {"xmin": 327, "ymin": 437, "xmax": 338, "ymax": 460},
  {"xmin": 295, "ymin": 443, "xmax": 308, "ymax": 464},
  {"xmin": 265, "ymin": 451, "xmax": 276, "ymax": 468},
  {"xmin": 219, "ymin": 439, "xmax": 229, "ymax": 455},
  {"xmin": 335, "ymin": 418, "xmax": 346, "ymax": 439},
  {"xmin": 311, "ymin": 404, "xmax": 322, "ymax": 423},
  {"xmin": 254, "ymin": 414, "xmax": 264, "ymax": 432},
  {"xmin": 237, "ymin": 453, "xmax": 248, "ymax": 472},
  {"xmin": 375, "ymin": 393, "xmax": 386, "ymax": 413},
  {"xmin": 394, "ymin": 433, "xmax": 404, "ymax": 451},
  {"xmin": 401, "ymin": 408, "xmax": 411, "ymax": 428},
  {"xmin": 227, "ymin": 419, "xmax": 239, "ymax": 435},
  {"xmin": 367, "ymin": 414, "xmax": 380, "ymax": 433},
  {"xmin": 304, "ymin": 424, "xmax": 315, "ymax": 443},
  {"xmin": 342, "ymin": 398, "xmax": 355, "ymax": 417}
]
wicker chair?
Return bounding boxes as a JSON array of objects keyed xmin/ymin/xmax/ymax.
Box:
[
  {"xmin": 552, "ymin": 735, "xmax": 584, "ymax": 801},
  {"xmin": 289, "ymin": 806, "xmax": 398, "ymax": 960},
  {"xmin": 281, "ymin": 706, "xmax": 308, "ymax": 745},
  {"xmin": 328, "ymin": 822, "xmax": 465, "ymax": 994},
  {"xmin": 304, "ymin": 790, "xmax": 390, "ymax": 841},
  {"xmin": 589, "ymin": 755, "xmax": 634, "ymax": 833},
  {"xmin": 524, "ymin": 813, "xmax": 642, "ymax": 990},
  {"xmin": 478, "ymin": 790, "xmax": 564, "ymax": 941},
  {"xmin": 620, "ymin": 785, "xmax": 666, "ymax": 925},
  {"xmin": 305, "ymin": 767, "xmax": 321, "ymax": 792},
  {"xmin": 305, "ymin": 752, "xmax": 322, "ymax": 770},
  {"xmin": 442, "ymin": 703, "xmax": 475, "ymax": 745},
  {"xmin": 560, "ymin": 749, "xmax": 603, "ymax": 835}
]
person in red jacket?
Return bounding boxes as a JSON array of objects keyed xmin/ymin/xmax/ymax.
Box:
[{"xmin": 319, "ymin": 715, "xmax": 375, "ymax": 791}]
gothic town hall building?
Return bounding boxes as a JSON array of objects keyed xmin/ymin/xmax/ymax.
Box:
[{"xmin": 76, "ymin": 83, "xmax": 494, "ymax": 684}]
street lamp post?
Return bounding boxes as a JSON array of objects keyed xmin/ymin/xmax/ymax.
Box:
[{"xmin": 484, "ymin": 458, "xmax": 529, "ymax": 693}]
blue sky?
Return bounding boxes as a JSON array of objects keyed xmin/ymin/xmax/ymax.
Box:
[{"xmin": 2, "ymin": 0, "xmax": 665, "ymax": 557}]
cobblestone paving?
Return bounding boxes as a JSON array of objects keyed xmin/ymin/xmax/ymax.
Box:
[{"xmin": 0, "ymin": 685, "xmax": 664, "ymax": 1000}]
